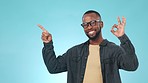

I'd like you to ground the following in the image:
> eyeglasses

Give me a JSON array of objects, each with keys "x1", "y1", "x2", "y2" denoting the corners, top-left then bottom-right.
[{"x1": 81, "y1": 20, "x2": 101, "y2": 29}]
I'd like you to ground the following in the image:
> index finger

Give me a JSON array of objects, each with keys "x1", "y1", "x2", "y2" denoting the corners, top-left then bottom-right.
[{"x1": 37, "y1": 24, "x2": 47, "y2": 32}]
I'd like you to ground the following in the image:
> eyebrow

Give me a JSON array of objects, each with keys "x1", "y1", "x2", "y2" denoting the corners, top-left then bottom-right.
[{"x1": 83, "y1": 20, "x2": 100, "y2": 23}]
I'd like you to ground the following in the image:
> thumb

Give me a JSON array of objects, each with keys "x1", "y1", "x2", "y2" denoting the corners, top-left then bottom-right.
[{"x1": 111, "y1": 24, "x2": 116, "y2": 34}]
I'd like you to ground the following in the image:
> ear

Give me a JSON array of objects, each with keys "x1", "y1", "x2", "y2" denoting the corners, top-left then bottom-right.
[{"x1": 99, "y1": 21, "x2": 103, "y2": 28}]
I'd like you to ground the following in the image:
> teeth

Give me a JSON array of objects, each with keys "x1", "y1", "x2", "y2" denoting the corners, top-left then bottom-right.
[{"x1": 88, "y1": 31, "x2": 95, "y2": 35}]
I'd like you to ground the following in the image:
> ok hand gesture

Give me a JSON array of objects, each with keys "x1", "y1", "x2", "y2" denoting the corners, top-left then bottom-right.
[
  {"x1": 38, "y1": 24, "x2": 52, "y2": 43},
  {"x1": 111, "y1": 16, "x2": 126, "y2": 37}
]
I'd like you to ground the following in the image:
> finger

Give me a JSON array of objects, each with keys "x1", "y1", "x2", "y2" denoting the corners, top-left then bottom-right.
[
  {"x1": 117, "y1": 16, "x2": 121, "y2": 25},
  {"x1": 112, "y1": 24, "x2": 118, "y2": 29},
  {"x1": 37, "y1": 24, "x2": 47, "y2": 32},
  {"x1": 122, "y1": 16, "x2": 126, "y2": 25},
  {"x1": 111, "y1": 28, "x2": 115, "y2": 33},
  {"x1": 42, "y1": 32, "x2": 50, "y2": 36},
  {"x1": 111, "y1": 24, "x2": 116, "y2": 33},
  {"x1": 42, "y1": 36, "x2": 48, "y2": 41},
  {"x1": 41, "y1": 34, "x2": 52, "y2": 43},
  {"x1": 42, "y1": 37, "x2": 50, "y2": 43}
]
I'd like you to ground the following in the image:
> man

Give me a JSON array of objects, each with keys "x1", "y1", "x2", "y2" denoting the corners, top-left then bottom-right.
[{"x1": 38, "y1": 10, "x2": 138, "y2": 83}]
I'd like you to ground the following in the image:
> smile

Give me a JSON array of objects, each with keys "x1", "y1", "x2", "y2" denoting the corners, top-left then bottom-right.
[{"x1": 88, "y1": 31, "x2": 95, "y2": 35}]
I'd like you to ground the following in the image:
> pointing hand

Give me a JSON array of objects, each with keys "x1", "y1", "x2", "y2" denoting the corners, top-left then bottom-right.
[{"x1": 37, "y1": 24, "x2": 52, "y2": 43}]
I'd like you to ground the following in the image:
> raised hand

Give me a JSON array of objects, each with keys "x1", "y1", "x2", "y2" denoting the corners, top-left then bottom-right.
[
  {"x1": 111, "y1": 16, "x2": 126, "y2": 37},
  {"x1": 37, "y1": 24, "x2": 52, "y2": 43}
]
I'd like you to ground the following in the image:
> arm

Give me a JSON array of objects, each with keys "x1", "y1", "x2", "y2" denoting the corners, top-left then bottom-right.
[
  {"x1": 42, "y1": 41, "x2": 68, "y2": 74},
  {"x1": 38, "y1": 24, "x2": 67, "y2": 74},
  {"x1": 111, "y1": 17, "x2": 138, "y2": 71},
  {"x1": 117, "y1": 34, "x2": 139, "y2": 71}
]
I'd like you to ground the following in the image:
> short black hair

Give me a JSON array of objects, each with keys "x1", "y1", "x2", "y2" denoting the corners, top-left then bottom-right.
[{"x1": 82, "y1": 10, "x2": 101, "y2": 20}]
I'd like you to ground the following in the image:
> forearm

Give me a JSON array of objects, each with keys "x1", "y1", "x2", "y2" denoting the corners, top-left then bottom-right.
[
  {"x1": 118, "y1": 34, "x2": 139, "y2": 71},
  {"x1": 42, "y1": 41, "x2": 67, "y2": 73}
]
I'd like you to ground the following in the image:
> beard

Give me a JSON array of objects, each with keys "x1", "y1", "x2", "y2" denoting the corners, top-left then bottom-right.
[{"x1": 86, "y1": 28, "x2": 101, "y2": 40}]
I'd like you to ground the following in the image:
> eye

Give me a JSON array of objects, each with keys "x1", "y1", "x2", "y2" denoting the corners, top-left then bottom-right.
[
  {"x1": 90, "y1": 20, "x2": 96, "y2": 26},
  {"x1": 82, "y1": 23, "x2": 88, "y2": 27}
]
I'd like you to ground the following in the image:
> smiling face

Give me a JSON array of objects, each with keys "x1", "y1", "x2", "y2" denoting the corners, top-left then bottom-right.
[{"x1": 82, "y1": 13, "x2": 103, "y2": 40}]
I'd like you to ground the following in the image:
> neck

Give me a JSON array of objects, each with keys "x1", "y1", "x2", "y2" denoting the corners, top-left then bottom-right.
[{"x1": 89, "y1": 34, "x2": 103, "y2": 45}]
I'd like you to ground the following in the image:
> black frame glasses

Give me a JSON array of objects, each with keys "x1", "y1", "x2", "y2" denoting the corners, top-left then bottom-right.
[{"x1": 81, "y1": 20, "x2": 101, "y2": 29}]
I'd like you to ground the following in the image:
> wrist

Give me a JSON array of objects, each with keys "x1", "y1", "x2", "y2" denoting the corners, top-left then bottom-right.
[{"x1": 118, "y1": 34, "x2": 129, "y2": 44}]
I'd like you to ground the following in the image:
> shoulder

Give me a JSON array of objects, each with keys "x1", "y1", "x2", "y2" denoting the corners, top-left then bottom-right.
[
  {"x1": 102, "y1": 39, "x2": 121, "y2": 50},
  {"x1": 101, "y1": 40, "x2": 124, "y2": 58}
]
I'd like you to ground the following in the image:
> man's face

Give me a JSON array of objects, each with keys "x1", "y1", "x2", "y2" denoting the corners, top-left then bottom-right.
[{"x1": 82, "y1": 13, "x2": 102, "y2": 40}]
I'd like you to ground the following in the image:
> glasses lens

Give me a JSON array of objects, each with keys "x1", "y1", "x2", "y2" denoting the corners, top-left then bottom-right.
[
  {"x1": 81, "y1": 20, "x2": 99, "y2": 28},
  {"x1": 90, "y1": 20, "x2": 96, "y2": 26},
  {"x1": 81, "y1": 23, "x2": 88, "y2": 28}
]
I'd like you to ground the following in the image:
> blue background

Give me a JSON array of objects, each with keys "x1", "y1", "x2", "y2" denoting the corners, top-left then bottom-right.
[{"x1": 0, "y1": 0, "x2": 147, "y2": 83}]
